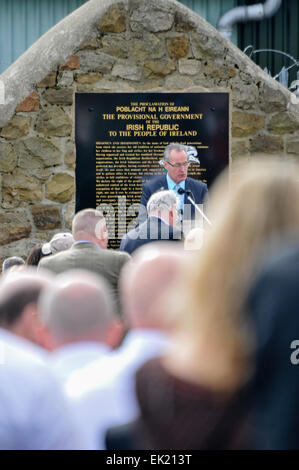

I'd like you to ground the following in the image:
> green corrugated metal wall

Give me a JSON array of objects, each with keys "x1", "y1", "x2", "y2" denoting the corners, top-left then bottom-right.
[
  {"x1": 237, "y1": 0, "x2": 299, "y2": 83},
  {"x1": 179, "y1": 0, "x2": 237, "y2": 31},
  {"x1": 0, "y1": 0, "x2": 237, "y2": 74},
  {"x1": 0, "y1": 0, "x2": 88, "y2": 73},
  {"x1": 1, "y1": 0, "x2": 297, "y2": 80}
]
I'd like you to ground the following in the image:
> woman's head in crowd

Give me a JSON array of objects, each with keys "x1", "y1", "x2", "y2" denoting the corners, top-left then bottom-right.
[
  {"x1": 26, "y1": 233, "x2": 74, "y2": 266},
  {"x1": 26, "y1": 243, "x2": 46, "y2": 266}
]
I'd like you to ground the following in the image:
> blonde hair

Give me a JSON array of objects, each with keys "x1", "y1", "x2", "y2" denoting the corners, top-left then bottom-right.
[{"x1": 180, "y1": 159, "x2": 299, "y2": 386}]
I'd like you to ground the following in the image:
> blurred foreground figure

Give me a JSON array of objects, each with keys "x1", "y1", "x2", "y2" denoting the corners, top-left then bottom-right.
[
  {"x1": 248, "y1": 241, "x2": 299, "y2": 449},
  {"x1": 0, "y1": 329, "x2": 83, "y2": 450},
  {"x1": 107, "y1": 159, "x2": 299, "y2": 450},
  {"x1": 65, "y1": 243, "x2": 186, "y2": 449},
  {"x1": 38, "y1": 270, "x2": 122, "y2": 382}
]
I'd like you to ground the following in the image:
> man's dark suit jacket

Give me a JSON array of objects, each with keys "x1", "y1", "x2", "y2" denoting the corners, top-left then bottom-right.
[
  {"x1": 120, "y1": 216, "x2": 183, "y2": 255},
  {"x1": 38, "y1": 241, "x2": 130, "y2": 316},
  {"x1": 138, "y1": 175, "x2": 208, "y2": 225},
  {"x1": 247, "y1": 242, "x2": 299, "y2": 449}
]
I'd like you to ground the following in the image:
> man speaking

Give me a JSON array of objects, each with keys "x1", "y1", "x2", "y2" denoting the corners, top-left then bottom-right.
[{"x1": 138, "y1": 143, "x2": 208, "y2": 225}]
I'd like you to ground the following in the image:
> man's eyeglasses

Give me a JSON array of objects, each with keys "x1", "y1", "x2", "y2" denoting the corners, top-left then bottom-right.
[{"x1": 166, "y1": 161, "x2": 190, "y2": 168}]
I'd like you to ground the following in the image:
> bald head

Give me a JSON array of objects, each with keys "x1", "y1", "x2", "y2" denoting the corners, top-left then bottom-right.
[
  {"x1": 72, "y1": 208, "x2": 108, "y2": 248},
  {"x1": 39, "y1": 270, "x2": 117, "y2": 346},
  {"x1": 119, "y1": 243, "x2": 187, "y2": 329}
]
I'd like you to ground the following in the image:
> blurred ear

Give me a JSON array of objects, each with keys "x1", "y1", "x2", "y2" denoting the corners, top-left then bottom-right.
[
  {"x1": 35, "y1": 323, "x2": 55, "y2": 351},
  {"x1": 32, "y1": 306, "x2": 55, "y2": 351},
  {"x1": 102, "y1": 224, "x2": 108, "y2": 241},
  {"x1": 105, "y1": 318, "x2": 124, "y2": 349},
  {"x1": 98, "y1": 223, "x2": 108, "y2": 249}
]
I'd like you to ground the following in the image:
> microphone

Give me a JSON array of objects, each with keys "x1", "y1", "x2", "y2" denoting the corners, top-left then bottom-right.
[
  {"x1": 176, "y1": 187, "x2": 212, "y2": 226},
  {"x1": 177, "y1": 188, "x2": 192, "y2": 197}
]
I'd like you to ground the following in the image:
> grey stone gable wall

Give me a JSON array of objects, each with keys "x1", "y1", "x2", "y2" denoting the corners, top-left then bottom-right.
[{"x1": 0, "y1": 0, "x2": 299, "y2": 263}]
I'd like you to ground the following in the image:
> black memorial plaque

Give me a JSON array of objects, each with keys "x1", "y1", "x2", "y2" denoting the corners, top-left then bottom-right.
[{"x1": 75, "y1": 92, "x2": 229, "y2": 248}]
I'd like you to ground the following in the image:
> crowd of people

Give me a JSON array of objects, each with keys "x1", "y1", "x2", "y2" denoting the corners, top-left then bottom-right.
[{"x1": 1, "y1": 149, "x2": 299, "y2": 450}]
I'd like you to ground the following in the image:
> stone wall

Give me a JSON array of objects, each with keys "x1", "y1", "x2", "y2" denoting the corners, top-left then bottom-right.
[{"x1": 0, "y1": 0, "x2": 299, "y2": 262}]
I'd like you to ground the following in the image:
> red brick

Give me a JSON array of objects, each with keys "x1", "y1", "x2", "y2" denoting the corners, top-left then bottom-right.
[
  {"x1": 59, "y1": 55, "x2": 80, "y2": 71},
  {"x1": 16, "y1": 90, "x2": 40, "y2": 112}
]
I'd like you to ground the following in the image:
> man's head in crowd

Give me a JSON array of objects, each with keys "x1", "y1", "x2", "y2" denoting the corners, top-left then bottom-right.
[
  {"x1": 2, "y1": 256, "x2": 25, "y2": 273},
  {"x1": 38, "y1": 270, "x2": 122, "y2": 350},
  {"x1": 147, "y1": 190, "x2": 180, "y2": 227},
  {"x1": 0, "y1": 268, "x2": 54, "y2": 345},
  {"x1": 163, "y1": 143, "x2": 190, "y2": 184},
  {"x1": 72, "y1": 209, "x2": 108, "y2": 249},
  {"x1": 119, "y1": 243, "x2": 186, "y2": 331}
]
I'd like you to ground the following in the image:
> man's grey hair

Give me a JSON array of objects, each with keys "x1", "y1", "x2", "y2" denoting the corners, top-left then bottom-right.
[
  {"x1": 2, "y1": 257, "x2": 25, "y2": 273},
  {"x1": 163, "y1": 143, "x2": 188, "y2": 162},
  {"x1": 72, "y1": 208, "x2": 105, "y2": 239},
  {"x1": 39, "y1": 270, "x2": 116, "y2": 339},
  {"x1": 147, "y1": 190, "x2": 180, "y2": 215}
]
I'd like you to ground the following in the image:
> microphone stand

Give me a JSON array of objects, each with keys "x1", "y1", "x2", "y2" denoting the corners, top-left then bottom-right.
[
  {"x1": 178, "y1": 188, "x2": 212, "y2": 226},
  {"x1": 186, "y1": 192, "x2": 212, "y2": 226}
]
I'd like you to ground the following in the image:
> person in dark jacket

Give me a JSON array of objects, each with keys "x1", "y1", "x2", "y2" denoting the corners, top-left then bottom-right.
[
  {"x1": 138, "y1": 143, "x2": 208, "y2": 225},
  {"x1": 248, "y1": 241, "x2": 299, "y2": 450},
  {"x1": 120, "y1": 190, "x2": 183, "y2": 255}
]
